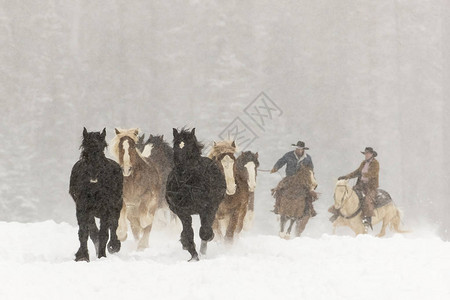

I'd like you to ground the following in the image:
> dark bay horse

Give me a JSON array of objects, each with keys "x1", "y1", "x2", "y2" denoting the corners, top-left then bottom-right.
[
  {"x1": 166, "y1": 128, "x2": 226, "y2": 261},
  {"x1": 110, "y1": 128, "x2": 161, "y2": 250},
  {"x1": 69, "y1": 128, "x2": 123, "y2": 262},
  {"x1": 271, "y1": 167, "x2": 318, "y2": 239}
]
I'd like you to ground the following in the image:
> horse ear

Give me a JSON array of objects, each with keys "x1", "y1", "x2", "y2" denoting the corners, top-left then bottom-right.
[
  {"x1": 213, "y1": 141, "x2": 217, "y2": 146},
  {"x1": 191, "y1": 128, "x2": 196, "y2": 136},
  {"x1": 231, "y1": 141, "x2": 236, "y2": 148},
  {"x1": 149, "y1": 134, "x2": 153, "y2": 138},
  {"x1": 173, "y1": 128, "x2": 179, "y2": 137},
  {"x1": 255, "y1": 152, "x2": 259, "y2": 158},
  {"x1": 83, "y1": 127, "x2": 88, "y2": 138},
  {"x1": 115, "y1": 128, "x2": 121, "y2": 135},
  {"x1": 161, "y1": 135, "x2": 164, "y2": 140},
  {"x1": 134, "y1": 129, "x2": 139, "y2": 136},
  {"x1": 101, "y1": 128, "x2": 106, "y2": 138}
]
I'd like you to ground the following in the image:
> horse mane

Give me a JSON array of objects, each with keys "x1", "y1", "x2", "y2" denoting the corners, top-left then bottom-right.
[
  {"x1": 208, "y1": 140, "x2": 237, "y2": 159},
  {"x1": 109, "y1": 128, "x2": 139, "y2": 160},
  {"x1": 273, "y1": 167, "x2": 314, "y2": 194}
]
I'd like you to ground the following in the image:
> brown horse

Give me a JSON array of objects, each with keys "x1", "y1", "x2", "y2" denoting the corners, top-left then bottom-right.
[
  {"x1": 271, "y1": 167, "x2": 318, "y2": 239},
  {"x1": 110, "y1": 128, "x2": 161, "y2": 250},
  {"x1": 209, "y1": 142, "x2": 259, "y2": 242}
]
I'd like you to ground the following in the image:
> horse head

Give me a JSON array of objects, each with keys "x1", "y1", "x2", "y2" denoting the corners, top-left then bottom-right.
[
  {"x1": 80, "y1": 127, "x2": 107, "y2": 157},
  {"x1": 172, "y1": 127, "x2": 204, "y2": 165},
  {"x1": 237, "y1": 151, "x2": 259, "y2": 193},
  {"x1": 110, "y1": 128, "x2": 140, "y2": 177},
  {"x1": 209, "y1": 140, "x2": 238, "y2": 195},
  {"x1": 334, "y1": 179, "x2": 350, "y2": 209}
]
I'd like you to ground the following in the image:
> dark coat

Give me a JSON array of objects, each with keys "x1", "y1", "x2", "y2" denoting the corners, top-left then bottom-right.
[
  {"x1": 273, "y1": 151, "x2": 314, "y2": 177},
  {"x1": 345, "y1": 158, "x2": 379, "y2": 190}
]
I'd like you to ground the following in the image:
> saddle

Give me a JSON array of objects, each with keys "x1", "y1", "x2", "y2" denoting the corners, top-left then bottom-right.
[{"x1": 354, "y1": 188, "x2": 392, "y2": 208}]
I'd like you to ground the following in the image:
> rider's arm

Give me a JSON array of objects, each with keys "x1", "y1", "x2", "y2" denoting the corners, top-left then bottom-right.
[
  {"x1": 345, "y1": 162, "x2": 364, "y2": 179},
  {"x1": 272, "y1": 153, "x2": 288, "y2": 172}
]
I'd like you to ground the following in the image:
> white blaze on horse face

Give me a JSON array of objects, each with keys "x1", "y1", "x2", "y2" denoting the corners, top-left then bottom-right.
[
  {"x1": 122, "y1": 140, "x2": 132, "y2": 177},
  {"x1": 221, "y1": 155, "x2": 236, "y2": 195},
  {"x1": 179, "y1": 141, "x2": 185, "y2": 149},
  {"x1": 245, "y1": 161, "x2": 256, "y2": 192},
  {"x1": 141, "y1": 143, "x2": 153, "y2": 158}
]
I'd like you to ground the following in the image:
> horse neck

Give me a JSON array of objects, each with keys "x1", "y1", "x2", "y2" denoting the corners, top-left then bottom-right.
[{"x1": 340, "y1": 187, "x2": 360, "y2": 215}]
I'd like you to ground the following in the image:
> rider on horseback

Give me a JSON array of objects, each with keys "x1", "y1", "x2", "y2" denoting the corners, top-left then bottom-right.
[
  {"x1": 271, "y1": 141, "x2": 317, "y2": 216},
  {"x1": 336, "y1": 147, "x2": 379, "y2": 231}
]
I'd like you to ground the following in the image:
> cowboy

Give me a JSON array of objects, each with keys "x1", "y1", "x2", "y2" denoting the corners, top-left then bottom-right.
[
  {"x1": 337, "y1": 147, "x2": 379, "y2": 231},
  {"x1": 271, "y1": 141, "x2": 316, "y2": 216}
]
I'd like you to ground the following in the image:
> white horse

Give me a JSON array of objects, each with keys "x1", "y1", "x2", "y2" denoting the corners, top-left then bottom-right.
[{"x1": 331, "y1": 180, "x2": 407, "y2": 237}]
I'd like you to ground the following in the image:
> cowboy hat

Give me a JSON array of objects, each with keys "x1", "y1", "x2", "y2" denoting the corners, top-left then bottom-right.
[
  {"x1": 361, "y1": 147, "x2": 377, "y2": 157},
  {"x1": 291, "y1": 141, "x2": 309, "y2": 150}
]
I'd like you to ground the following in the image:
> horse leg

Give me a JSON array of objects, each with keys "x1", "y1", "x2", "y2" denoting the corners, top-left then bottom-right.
[
  {"x1": 129, "y1": 216, "x2": 142, "y2": 241},
  {"x1": 87, "y1": 217, "x2": 99, "y2": 256},
  {"x1": 279, "y1": 215, "x2": 288, "y2": 238},
  {"x1": 178, "y1": 214, "x2": 198, "y2": 261},
  {"x1": 107, "y1": 205, "x2": 122, "y2": 254},
  {"x1": 75, "y1": 209, "x2": 90, "y2": 262},
  {"x1": 285, "y1": 218, "x2": 296, "y2": 239},
  {"x1": 97, "y1": 216, "x2": 109, "y2": 259},
  {"x1": 295, "y1": 215, "x2": 310, "y2": 237},
  {"x1": 137, "y1": 193, "x2": 158, "y2": 250},
  {"x1": 199, "y1": 211, "x2": 216, "y2": 256},
  {"x1": 116, "y1": 201, "x2": 128, "y2": 241},
  {"x1": 212, "y1": 217, "x2": 223, "y2": 241},
  {"x1": 377, "y1": 218, "x2": 388, "y2": 237},
  {"x1": 225, "y1": 209, "x2": 240, "y2": 243}
]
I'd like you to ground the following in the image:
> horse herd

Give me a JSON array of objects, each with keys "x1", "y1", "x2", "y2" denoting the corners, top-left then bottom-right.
[
  {"x1": 69, "y1": 127, "x2": 259, "y2": 262},
  {"x1": 69, "y1": 127, "x2": 406, "y2": 262}
]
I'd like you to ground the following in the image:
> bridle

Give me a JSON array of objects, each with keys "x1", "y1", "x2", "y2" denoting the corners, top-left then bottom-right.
[{"x1": 334, "y1": 183, "x2": 361, "y2": 219}]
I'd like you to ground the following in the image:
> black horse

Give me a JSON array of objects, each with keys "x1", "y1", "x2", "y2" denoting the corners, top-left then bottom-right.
[
  {"x1": 166, "y1": 128, "x2": 226, "y2": 261},
  {"x1": 69, "y1": 128, "x2": 123, "y2": 262}
]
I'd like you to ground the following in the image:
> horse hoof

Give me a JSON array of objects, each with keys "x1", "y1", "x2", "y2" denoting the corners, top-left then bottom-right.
[
  {"x1": 74, "y1": 251, "x2": 90, "y2": 262},
  {"x1": 279, "y1": 232, "x2": 286, "y2": 239},
  {"x1": 189, "y1": 255, "x2": 199, "y2": 262},
  {"x1": 284, "y1": 234, "x2": 290, "y2": 240},
  {"x1": 107, "y1": 240, "x2": 121, "y2": 254}
]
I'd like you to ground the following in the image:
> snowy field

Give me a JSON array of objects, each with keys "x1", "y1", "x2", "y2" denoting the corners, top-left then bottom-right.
[{"x1": 1, "y1": 219, "x2": 449, "y2": 300}]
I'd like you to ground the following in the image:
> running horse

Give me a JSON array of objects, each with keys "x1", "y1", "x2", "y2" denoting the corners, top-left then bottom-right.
[
  {"x1": 110, "y1": 128, "x2": 161, "y2": 250},
  {"x1": 69, "y1": 128, "x2": 123, "y2": 262},
  {"x1": 166, "y1": 128, "x2": 226, "y2": 261},
  {"x1": 330, "y1": 179, "x2": 407, "y2": 236},
  {"x1": 209, "y1": 142, "x2": 259, "y2": 242},
  {"x1": 271, "y1": 167, "x2": 318, "y2": 239}
]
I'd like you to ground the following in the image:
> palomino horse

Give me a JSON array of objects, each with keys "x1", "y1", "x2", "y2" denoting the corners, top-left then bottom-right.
[
  {"x1": 110, "y1": 128, "x2": 161, "y2": 250},
  {"x1": 137, "y1": 134, "x2": 176, "y2": 223},
  {"x1": 331, "y1": 180, "x2": 406, "y2": 237},
  {"x1": 272, "y1": 167, "x2": 318, "y2": 239},
  {"x1": 166, "y1": 128, "x2": 226, "y2": 261},
  {"x1": 69, "y1": 128, "x2": 123, "y2": 262}
]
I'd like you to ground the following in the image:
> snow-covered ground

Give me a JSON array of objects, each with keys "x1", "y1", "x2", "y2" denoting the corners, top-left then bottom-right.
[{"x1": 1, "y1": 219, "x2": 449, "y2": 300}]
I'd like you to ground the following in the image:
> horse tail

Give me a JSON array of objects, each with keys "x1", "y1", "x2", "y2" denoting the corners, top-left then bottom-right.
[{"x1": 390, "y1": 207, "x2": 409, "y2": 234}]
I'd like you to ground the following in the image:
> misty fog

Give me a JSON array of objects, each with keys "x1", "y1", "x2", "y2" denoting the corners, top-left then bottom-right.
[{"x1": 1, "y1": 0, "x2": 449, "y2": 240}]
